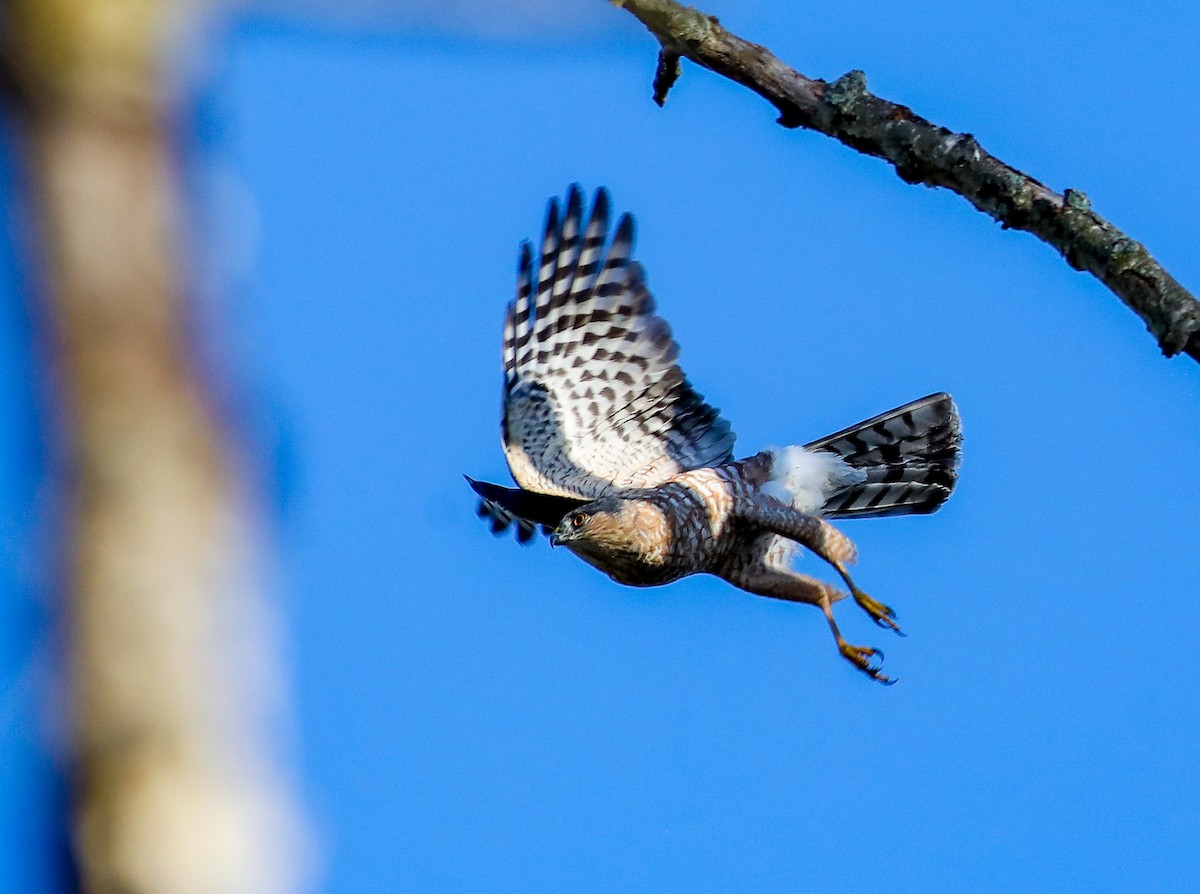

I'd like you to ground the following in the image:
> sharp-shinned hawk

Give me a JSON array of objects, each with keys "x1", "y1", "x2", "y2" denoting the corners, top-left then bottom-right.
[{"x1": 468, "y1": 186, "x2": 962, "y2": 683}]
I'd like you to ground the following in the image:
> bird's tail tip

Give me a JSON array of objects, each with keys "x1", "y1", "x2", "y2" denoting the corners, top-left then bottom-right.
[{"x1": 805, "y1": 393, "x2": 962, "y2": 519}]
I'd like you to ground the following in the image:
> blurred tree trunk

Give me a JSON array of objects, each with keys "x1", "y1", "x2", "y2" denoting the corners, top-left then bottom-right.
[{"x1": 4, "y1": 2, "x2": 303, "y2": 892}]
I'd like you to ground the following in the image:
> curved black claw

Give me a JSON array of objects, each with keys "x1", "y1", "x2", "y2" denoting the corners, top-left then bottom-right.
[
  {"x1": 852, "y1": 587, "x2": 904, "y2": 637},
  {"x1": 838, "y1": 640, "x2": 895, "y2": 685},
  {"x1": 832, "y1": 562, "x2": 904, "y2": 638}
]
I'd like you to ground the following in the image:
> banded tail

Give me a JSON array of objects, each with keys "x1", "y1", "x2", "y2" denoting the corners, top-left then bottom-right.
[{"x1": 806, "y1": 392, "x2": 962, "y2": 519}]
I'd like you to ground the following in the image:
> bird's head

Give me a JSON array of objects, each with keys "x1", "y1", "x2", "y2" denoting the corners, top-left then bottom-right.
[
  {"x1": 551, "y1": 497, "x2": 618, "y2": 548},
  {"x1": 550, "y1": 495, "x2": 672, "y2": 585}
]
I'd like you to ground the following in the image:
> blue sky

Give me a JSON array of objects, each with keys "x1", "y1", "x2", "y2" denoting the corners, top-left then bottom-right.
[{"x1": 4, "y1": 2, "x2": 1200, "y2": 891}]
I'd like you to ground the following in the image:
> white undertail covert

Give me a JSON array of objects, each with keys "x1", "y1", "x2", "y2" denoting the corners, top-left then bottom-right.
[{"x1": 763, "y1": 446, "x2": 866, "y2": 516}]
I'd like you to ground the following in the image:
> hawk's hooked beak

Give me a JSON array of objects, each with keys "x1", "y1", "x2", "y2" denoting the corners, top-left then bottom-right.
[{"x1": 549, "y1": 527, "x2": 575, "y2": 548}]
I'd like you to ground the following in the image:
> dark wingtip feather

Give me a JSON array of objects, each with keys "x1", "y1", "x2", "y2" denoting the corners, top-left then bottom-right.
[
  {"x1": 516, "y1": 520, "x2": 536, "y2": 544},
  {"x1": 591, "y1": 187, "x2": 610, "y2": 227},
  {"x1": 565, "y1": 183, "x2": 583, "y2": 216},
  {"x1": 541, "y1": 199, "x2": 560, "y2": 249},
  {"x1": 613, "y1": 212, "x2": 635, "y2": 253}
]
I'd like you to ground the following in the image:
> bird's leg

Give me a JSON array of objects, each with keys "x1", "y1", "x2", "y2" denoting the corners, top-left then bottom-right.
[
  {"x1": 830, "y1": 561, "x2": 902, "y2": 636},
  {"x1": 744, "y1": 496, "x2": 904, "y2": 636},
  {"x1": 718, "y1": 559, "x2": 893, "y2": 684},
  {"x1": 818, "y1": 588, "x2": 894, "y2": 685}
]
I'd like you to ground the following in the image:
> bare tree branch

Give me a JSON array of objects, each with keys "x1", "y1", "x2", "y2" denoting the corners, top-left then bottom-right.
[
  {"x1": 612, "y1": 0, "x2": 1200, "y2": 363},
  {"x1": 4, "y1": 1, "x2": 306, "y2": 892}
]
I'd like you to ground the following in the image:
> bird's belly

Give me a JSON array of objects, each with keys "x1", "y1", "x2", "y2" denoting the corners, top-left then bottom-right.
[
  {"x1": 572, "y1": 548, "x2": 689, "y2": 588},
  {"x1": 603, "y1": 563, "x2": 689, "y2": 588}
]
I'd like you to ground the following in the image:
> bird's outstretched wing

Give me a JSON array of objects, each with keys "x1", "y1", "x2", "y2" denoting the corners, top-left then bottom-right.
[
  {"x1": 500, "y1": 185, "x2": 735, "y2": 501},
  {"x1": 466, "y1": 476, "x2": 586, "y2": 544}
]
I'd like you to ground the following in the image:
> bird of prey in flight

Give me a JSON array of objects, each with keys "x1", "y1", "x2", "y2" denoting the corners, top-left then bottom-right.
[{"x1": 468, "y1": 186, "x2": 961, "y2": 683}]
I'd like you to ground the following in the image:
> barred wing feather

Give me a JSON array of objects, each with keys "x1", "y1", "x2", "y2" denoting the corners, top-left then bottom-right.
[{"x1": 501, "y1": 186, "x2": 735, "y2": 500}]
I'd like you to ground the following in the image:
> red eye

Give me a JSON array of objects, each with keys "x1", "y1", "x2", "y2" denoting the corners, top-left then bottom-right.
[{"x1": 571, "y1": 513, "x2": 586, "y2": 529}]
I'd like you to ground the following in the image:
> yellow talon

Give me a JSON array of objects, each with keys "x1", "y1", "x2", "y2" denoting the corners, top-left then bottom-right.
[
  {"x1": 833, "y1": 562, "x2": 903, "y2": 635},
  {"x1": 837, "y1": 639, "x2": 895, "y2": 685},
  {"x1": 853, "y1": 587, "x2": 903, "y2": 635}
]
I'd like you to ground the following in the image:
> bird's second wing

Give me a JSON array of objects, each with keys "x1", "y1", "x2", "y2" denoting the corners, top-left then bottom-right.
[
  {"x1": 466, "y1": 476, "x2": 587, "y2": 544},
  {"x1": 501, "y1": 186, "x2": 735, "y2": 500}
]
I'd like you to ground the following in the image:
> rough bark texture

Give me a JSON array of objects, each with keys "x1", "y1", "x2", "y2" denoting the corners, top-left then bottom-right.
[
  {"x1": 613, "y1": 0, "x2": 1200, "y2": 363},
  {"x1": 4, "y1": 2, "x2": 304, "y2": 892}
]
